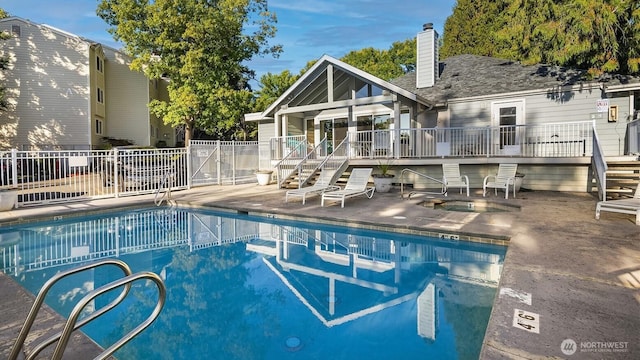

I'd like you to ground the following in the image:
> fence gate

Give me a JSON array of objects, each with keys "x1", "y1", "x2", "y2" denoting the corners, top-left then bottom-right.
[{"x1": 189, "y1": 140, "x2": 262, "y2": 186}]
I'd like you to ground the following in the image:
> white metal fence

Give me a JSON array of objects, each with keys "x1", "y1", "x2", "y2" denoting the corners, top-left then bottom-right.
[
  {"x1": 189, "y1": 140, "x2": 264, "y2": 186},
  {"x1": 1, "y1": 147, "x2": 188, "y2": 208}
]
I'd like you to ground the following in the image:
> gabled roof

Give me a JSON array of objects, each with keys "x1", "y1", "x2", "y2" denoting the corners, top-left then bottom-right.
[
  {"x1": 259, "y1": 54, "x2": 433, "y2": 118},
  {"x1": 0, "y1": 16, "x2": 123, "y2": 54},
  {"x1": 392, "y1": 54, "x2": 640, "y2": 104},
  {"x1": 0, "y1": 16, "x2": 89, "y2": 43}
]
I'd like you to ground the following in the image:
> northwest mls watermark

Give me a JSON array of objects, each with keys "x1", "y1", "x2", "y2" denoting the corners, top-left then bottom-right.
[{"x1": 561, "y1": 339, "x2": 630, "y2": 355}]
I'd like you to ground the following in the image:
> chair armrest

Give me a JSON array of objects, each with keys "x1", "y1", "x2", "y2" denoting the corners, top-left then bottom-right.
[{"x1": 483, "y1": 175, "x2": 496, "y2": 185}]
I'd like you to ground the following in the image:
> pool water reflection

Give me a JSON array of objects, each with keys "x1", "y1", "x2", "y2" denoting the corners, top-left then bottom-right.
[{"x1": 0, "y1": 207, "x2": 506, "y2": 359}]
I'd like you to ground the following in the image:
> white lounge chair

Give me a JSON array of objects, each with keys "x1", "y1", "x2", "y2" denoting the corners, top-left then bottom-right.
[
  {"x1": 595, "y1": 183, "x2": 640, "y2": 225},
  {"x1": 285, "y1": 169, "x2": 339, "y2": 204},
  {"x1": 321, "y1": 168, "x2": 375, "y2": 208},
  {"x1": 442, "y1": 164, "x2": 469, "y2": 196},
  {"x1": 483, "y1": 164, "x2": 518, "y2": 199}
]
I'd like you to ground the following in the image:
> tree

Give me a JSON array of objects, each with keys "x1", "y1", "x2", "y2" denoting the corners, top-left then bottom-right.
[
  {"x1": 441, "y1": 0, "x2": 640, "y2": 76},
  {"x1": 340, "y1": 38, "x2": 416, "y2": 81},
  {"x1": 254, "y1": 70, "x2": 299, "y2": 112},
  {"x1": 97, "y1": 0, "x2": 281, "y2": 143},
  {"x1": 440, "y1": 0, "x2": 509, "y2": 59},
  {"x1": 0, "y1": 8, "x2": 10, "y2": 112}
]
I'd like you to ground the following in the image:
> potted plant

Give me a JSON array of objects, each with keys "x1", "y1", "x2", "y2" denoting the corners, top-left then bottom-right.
[
  {"x1": 0, "y1": 187, "x2": 18, "y2": 211},
  {"x1": 514, "y1": 172, "x2": 525, "y2": 192},
  {"x1": 372, "y1": 160, "x2": 394, "y2": 193},
  {"x1": 255, "y1": 169, "x2": 273, "y2": 186}
]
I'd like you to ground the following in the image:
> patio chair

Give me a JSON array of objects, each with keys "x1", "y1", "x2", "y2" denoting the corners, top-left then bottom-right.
[
  {"x1": 321, "y1": 168, "x2": 375, "y2": 208},
  {"x1": 483, "y1": 164, "x2": 518, "y2": 199},
  {"x1": 595, "y1": 183, "x2": 640, "y2": 225},
  {"x1": 285, "y1": 169, "x2": 339, "y2": 204},
  {"x1": 442, "y1": 164, "x2": 469, "y2": 196}
]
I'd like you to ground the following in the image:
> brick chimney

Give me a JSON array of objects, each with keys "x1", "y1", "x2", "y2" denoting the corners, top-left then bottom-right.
[{"x1": 416, "y1": 23, "x2": 439, "y2": 88}]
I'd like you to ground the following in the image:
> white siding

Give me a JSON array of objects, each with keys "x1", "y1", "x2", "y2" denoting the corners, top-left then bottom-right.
[
  {"x1": 416, "y1": 27, "x2": 438, "y2": 89},
  {"x1": 0, "y1": 19, "x2": 91, "y2": 149},
  {"x1": 449, "y1": 102, "x2": 491, "y2": 127},
  {"x1": 449, "y1": 88, "x2": 632, "y2": 156},
  {"x1": 404, "y1": 164, "x2": 589, "y2": 192},
  {"x1": 258, "y1": 122, "x2": 275, "y2": 143},
  {"x1": 103, "y1": 48, "x2": 151, "y2": 146}
]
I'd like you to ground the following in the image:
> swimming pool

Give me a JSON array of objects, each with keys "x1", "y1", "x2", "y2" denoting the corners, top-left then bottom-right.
[{"x1": 0, "y1": 207, "x2": 506, "y2": 359}]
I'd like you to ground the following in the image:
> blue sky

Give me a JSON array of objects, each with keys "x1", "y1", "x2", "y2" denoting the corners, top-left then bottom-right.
[{"x1": 0, "y1": 0, "x2": 456, "y2": 82}]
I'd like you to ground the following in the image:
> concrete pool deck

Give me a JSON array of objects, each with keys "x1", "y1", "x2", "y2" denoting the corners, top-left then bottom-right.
[{"x1": 1, "y1": 184, "x2": 639, "y2": 359}]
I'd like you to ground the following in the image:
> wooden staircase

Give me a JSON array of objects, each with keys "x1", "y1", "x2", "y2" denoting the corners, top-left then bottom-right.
[
  {"x1": 604, "y1": 159, "x2": 640, "y2": 199},
  {"x1": 280, "y1": 161, "x2": 321, "y2": 189},
  {"x1": 280, "y1": 160, "x2": 350, "y2": 189}
]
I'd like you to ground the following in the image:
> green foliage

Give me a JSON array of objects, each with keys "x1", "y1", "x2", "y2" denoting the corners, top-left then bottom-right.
[
  {"x1": 97, "y1": 0, "x2": 281, "y2": 142},
  {"x1": 441, "y1": 0, "x2": 640, "y2": 76},
  {"x1": 254, "y1": 70, "x2": 299, "y2": 112},
  {"x1": 440, "y1": 0, "x2": 509, "y2": 59},
  {"x1": 341, "y1": 38, "x2": 416, "y2": 81}
]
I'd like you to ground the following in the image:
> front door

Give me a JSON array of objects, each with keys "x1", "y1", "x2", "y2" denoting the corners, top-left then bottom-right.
[
  {"x1": 320, "y1": 118, "x2": 348, "y2": 153},
  {"x1": 492, "y1": 100, "x2": 524, "y2": 155}
]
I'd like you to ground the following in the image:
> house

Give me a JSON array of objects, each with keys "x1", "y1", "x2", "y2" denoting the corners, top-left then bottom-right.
[
  {"x1": 0, "y1": 17, "x2": 176, "y2": 150},
  {"x1": 246, "y1": 23, "x2": 640, "y2": 195}
]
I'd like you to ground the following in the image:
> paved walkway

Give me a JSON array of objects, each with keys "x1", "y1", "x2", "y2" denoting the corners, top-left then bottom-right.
[{"x1": 1, "y1": 184, "x2": 639, "y2": 359}]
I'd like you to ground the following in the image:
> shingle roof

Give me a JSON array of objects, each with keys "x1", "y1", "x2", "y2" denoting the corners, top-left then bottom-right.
[{"x1": 391, "y1": 54, "x2": 640, "y2": 104}]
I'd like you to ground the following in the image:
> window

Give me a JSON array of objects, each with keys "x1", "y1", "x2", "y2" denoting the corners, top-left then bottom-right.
[
  {"x1": 356, "y1": 114, "x2": 391, "y2": 131},
  {"x1": 95, "y1": 119, "x2": 103, "y2": 135},
  {"x1": 11, "y1": 25, "x2": 20, "y2": 37},
  {"x1": 96, "y1": 56, "x2": 103, "y2": 72},
  {"x1": 97, "y1": 87, "x2": 104, "y2": 103}
]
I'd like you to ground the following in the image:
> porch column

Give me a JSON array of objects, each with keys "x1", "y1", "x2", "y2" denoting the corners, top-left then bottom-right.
[
  {"x1": 411, "y1": 104, "x2": 422, "y2": 156},
  {"x1": 281, "y1": 114, "x2": 288, "y2": 136},
  {"x1": 393, "y1": 98, "x2": 401, "y2": 158},
  {"x1": 348, "y1": 105, "x2": 356, "y2": 157},
  {"x1": 274, "y1": 112, "x2": 281, "y2": 137}
]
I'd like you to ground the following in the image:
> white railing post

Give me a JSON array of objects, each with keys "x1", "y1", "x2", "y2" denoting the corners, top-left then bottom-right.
[
  {"x1": 10, "y1": 148, "x2": 18, "y2": 187},
  {"x1": 186, "y1": 144, "x2": 192, "y2": 189},
  {"x1": 231, "y1": 141, "x2": 236, "y2": 185},
  {"x1": 216, "y1": 140, "x2": 222, "y2": 185},
  {"x1": 113, "y1": 148, "x2": 120, "y2": 198}
]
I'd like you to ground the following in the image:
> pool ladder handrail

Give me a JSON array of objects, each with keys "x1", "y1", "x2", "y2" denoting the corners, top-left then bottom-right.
[
  {"x1": 9, "y1": 259, "x2": 167, "y2": 360},
  {"x1": 154, "y1": 170, "x2": 175, "y2": 206},
  {"x1": 400, "y1": 168, "x2": 447, "y2": 200}
]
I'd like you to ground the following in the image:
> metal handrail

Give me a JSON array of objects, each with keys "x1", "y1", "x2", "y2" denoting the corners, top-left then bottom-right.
[
  {"x1": 293, "y1": 137, "x2": 328, "y2": 188},
  {"x1": 154, "y1": 170, "x2": 175, "y2": 206},
  {"x1": 52, "y1": 271, "x2": 166, "y2": 360},
  {"x1": 591, "y1": 122, "x2": 608, "y2": 201},
  {"x1": 274, "y1": 138, "x2": 308, "y2": 186},
  {"x1": 399, "y1": 168, "x2": 447, "y2": 199},
  {"x1": 10, "y1": 259, "x2": 166, "y2": 360},
  {"x1": 9, "y1": 259, "x2": 133, "y2": 360}
]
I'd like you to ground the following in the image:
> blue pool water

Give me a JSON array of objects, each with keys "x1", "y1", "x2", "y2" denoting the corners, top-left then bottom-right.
[{"x1": 0, "y1": 207, "x2": 506, "y2": 359}]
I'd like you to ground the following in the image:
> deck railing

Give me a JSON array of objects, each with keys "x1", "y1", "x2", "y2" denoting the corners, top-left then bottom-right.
[
  {"x1": 349, "y1": 121, "x2": 594, "y2": 159},
  {"x1": 628, "y1": 119, "x2": 640, "y2": 154}
]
